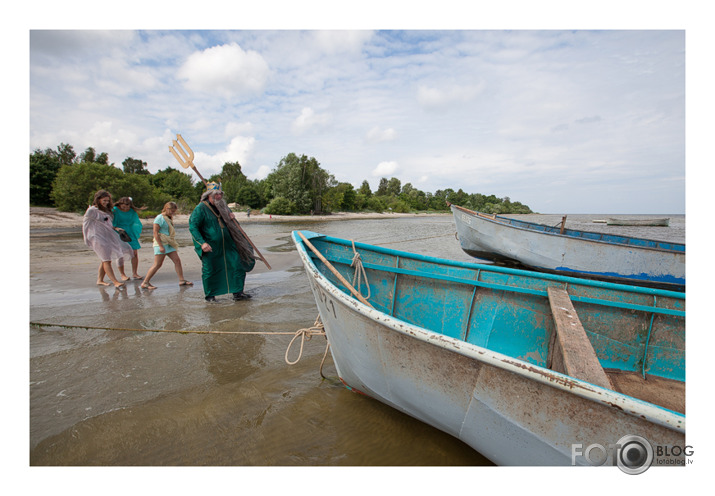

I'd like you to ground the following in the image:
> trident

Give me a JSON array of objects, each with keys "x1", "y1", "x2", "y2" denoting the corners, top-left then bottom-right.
[
  {"x1": 169, "y1": 134, "x2": 271, "y2": 270},
  {"x1": 169, "y1": 134, "x2": 208, "y2": 186}
]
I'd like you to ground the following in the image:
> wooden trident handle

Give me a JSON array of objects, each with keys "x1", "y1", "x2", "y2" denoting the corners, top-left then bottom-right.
[{"x1": 169, "y1": 134, "x2": 208, "y2": 186}]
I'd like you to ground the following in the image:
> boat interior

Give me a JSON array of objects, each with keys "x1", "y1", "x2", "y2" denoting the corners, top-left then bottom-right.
[{"x1": 301, "y1": 233, "x2": 686, "y2": 415}]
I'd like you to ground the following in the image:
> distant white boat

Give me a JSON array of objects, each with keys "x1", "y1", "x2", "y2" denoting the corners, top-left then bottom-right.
[
  {"x1": 449, "y1": 204, "x2": 684, "y2": 290},
  {"x1": 607, "y1": 218, "x2": 670, "y2": 227}
]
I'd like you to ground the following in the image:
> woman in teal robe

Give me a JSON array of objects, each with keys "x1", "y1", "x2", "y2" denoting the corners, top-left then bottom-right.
[
  {"x1": 189, "y1": 189, "x2": 255, "y2": 301},
  {"x1": 112, "y1": 197, "x2": 144, "y2": 280}
]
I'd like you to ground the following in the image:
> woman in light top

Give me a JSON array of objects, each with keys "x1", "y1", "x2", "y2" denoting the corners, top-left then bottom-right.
[
  {"x1": 82, "y1": 190, "x2": 134, "y2": 288},
  {"x1": 141, "y1": 202, "x2": 193, "y2": 290},
  {"x1": 112, "y1": 196, "x2": 145, "y2": 280}
]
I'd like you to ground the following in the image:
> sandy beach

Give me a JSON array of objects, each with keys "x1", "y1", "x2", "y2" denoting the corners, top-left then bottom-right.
[
  {"x1": 29, "y1": 208, "x2": 488, "y2": 467},
  {"x1": 30, "y1": 206, "x2": 449, "y2": 229}
]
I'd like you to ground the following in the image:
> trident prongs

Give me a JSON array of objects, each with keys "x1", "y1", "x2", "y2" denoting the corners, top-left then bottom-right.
[
  {"x1": 168, "y1": 134, "x2": 207, "y2": 185},
  {"x1": 176, "y1": 134, "x2": 194, "y2": 161}
]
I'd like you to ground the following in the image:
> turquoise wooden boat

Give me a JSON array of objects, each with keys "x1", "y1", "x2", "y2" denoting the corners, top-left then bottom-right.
[
  {"x1": 293, "y1": 230, "x2": 685, "y2": 467},
  {"x1": 449, "y1": 204, "x2": 685, "y2": 291}
]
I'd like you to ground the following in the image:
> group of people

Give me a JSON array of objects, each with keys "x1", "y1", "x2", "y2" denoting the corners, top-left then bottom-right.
[{"x1": 82, "y1": 183, "x2": 254, "y2": 302}]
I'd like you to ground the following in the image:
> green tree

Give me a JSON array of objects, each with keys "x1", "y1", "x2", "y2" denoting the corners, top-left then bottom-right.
[
  {"x1": 358, "y1": 180, "x2": 372, "y2": 198},
  {"x1": 264, "y1": 196, "x2": 296, "y2": 215},
  {"x1": 56, "y1": 143, "x2": 77, "y2": 165},
  {"x1": 267, "y1": 153, "x2": 333, "y2": 214},
  {"x1": 51, "y1": 162, "x2": 125, "y2": 211},
  {"x1": 324, "y1": 182, "x2": 356, "y2": 212},
  {"x1": 79, "y1": 147, "x2": 97, "y2": 163},
  {"x1": 151, "y1": 167, "x2": 197, "y2": 202},
  {"x1": 236, "y1": 184, "x2": 262, "y2": 208},
  {"x1": 30, "y1": 148, "x2": 62, "y2": 206},
  {"x1": 123, "y1": 157, "x2": 150, "y2": 175},
  {"x1": 217, "y1": 161, "x2": 248, "y2": 203},
  {"x1": 386, "y1": 177, "x2": 401, "y2": 196},
  {"x1": 376, "y1": 177, "x2": 389, "y2": 196}
]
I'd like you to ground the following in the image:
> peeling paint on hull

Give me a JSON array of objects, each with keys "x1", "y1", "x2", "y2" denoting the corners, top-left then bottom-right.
[{"x1": 293, "y1": 231, "x2": 685, "y2": 466}]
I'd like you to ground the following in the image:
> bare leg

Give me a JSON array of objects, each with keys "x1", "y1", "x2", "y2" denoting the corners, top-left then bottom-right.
[
  {"x1": 96, "y1": 264, "x2": 110, "y2": 286},
  {"x1": 168, "y1": 252, "x2": 192, "y2": 285},
  {"x1": 117, "y1": 257, "x2": 130, "y2": 281},
  {"x1": 141, "y1": 254, "x2": 165, "y2": 289},
  {"x1": 102, "y1": 261, "x2": 125, "y2": 288},
  {"x1": 131, "y1": 250, "x2": 142, "y2": 279}
]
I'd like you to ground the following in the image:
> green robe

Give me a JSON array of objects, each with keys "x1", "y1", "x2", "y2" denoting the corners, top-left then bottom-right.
[{"x1": 189, "y1": 202, "x2": 255, "y2": 297}]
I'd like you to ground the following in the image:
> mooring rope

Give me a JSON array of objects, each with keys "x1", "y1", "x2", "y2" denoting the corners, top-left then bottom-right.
[
  {"x1": 350, "y1": 240, "x2": 370, "y2": 300},
  {"x1": 30, "y1": 318, "x2": 329, "y2": 370}
]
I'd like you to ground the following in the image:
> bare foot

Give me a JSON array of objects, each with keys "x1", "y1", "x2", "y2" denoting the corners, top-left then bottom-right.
[
  {"x1": 114, "y1": 282, "x2": 126, "y2": 289},
  {"x1": 97, "y1": 281, "x2": 111, "y2": 286},
  {"x1": 120, "y1": 275, "x2": 131, "y2": 282},
  {"x1": 141, "y1": 283, "x2": 157, "y2": 290},
  {"x1": 132, "y1": 274, "x2": 144, "y2": 280}
]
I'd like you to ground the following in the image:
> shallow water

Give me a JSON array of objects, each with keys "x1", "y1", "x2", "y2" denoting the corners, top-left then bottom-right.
[{"x1": 29, "y1": 213, "x2": 684, "y2": 466}]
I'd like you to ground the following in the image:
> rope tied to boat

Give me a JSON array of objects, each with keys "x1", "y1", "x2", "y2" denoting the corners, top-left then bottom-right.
[
  {"x1": 284, "y1": 315, "x2": 326, "y2": 365},
  {"x1": 351, "y1": 240, "x2": 370, "y2": 300},
  {"x1": 30, "y1": 319, "x2": 329, "y2": 373}
]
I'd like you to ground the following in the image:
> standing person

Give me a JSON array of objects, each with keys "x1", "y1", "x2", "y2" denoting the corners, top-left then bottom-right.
[
  {"x1": 113, "y1": 197, "x2": 145, "y2": 280},
  {"x1": 141, "y1": 202, "x2": 193, "y2": 290},
  {"x1": 82, "y1": 190, "x2": 135, "y2": 288},
  {"x1": 189, "y1": 183, "x2": 256, "y2": 302}
]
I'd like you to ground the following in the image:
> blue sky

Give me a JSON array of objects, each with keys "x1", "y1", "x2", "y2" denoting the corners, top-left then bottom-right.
[{"x1": 28, "y1": 27, "x2": 689, "y2": 214}]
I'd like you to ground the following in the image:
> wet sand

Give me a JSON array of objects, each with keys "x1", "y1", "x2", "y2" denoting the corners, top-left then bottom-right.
[{"x1": 29, "y1": 209, "x2": 489, "y2": 476}]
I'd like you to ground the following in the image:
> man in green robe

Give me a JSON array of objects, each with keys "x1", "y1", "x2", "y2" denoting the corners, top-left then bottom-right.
[{"x1": 189, "y1": 184, "x2": 255, "y2": 302}]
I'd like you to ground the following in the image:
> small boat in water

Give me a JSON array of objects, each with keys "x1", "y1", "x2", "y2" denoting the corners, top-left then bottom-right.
[
  {"x1": 449, "y1": 204, "x2": 685, "y2": 291},
  {"x1": 293, "y1": 230, "x2": 685, "y2": 467},
  {"x1": 607, "y1": 217, "x2": 670, "y2": 227}
]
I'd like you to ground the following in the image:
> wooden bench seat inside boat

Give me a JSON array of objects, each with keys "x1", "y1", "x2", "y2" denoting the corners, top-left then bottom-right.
[
  {"x1": 547, "y1": 287, "x2": 614, "y2": 390},
  {"x1": 546, "y1": 287, "x2": 685, "y2": 414}
]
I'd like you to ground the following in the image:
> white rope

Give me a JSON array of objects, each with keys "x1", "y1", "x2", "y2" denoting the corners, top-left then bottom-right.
[
  {"x1": 351, "y1": 240, "x2": 370, "y2": 300},
  {"x1": 284, "y1": 316, "x2": 326, "y2": 365}
]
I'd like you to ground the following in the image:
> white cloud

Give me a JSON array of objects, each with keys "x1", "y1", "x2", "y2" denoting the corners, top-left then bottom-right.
[
  {"x1": 365, "y1": 126, "x2": 396, "y2": 143},
  {"x1": 417, "y1": 82, "x2": 485, "y2": 111},
  {"x1": 177, "y1": 43, "x2": 269, "y2": 99},
  {"x1": 372, "y1": 161, "x2": 399, "y2": 177},
  {"x1": 28, "y1": 30, "x2": 687, "y2": 214},
  {"x1": 291, "y1": 107, "x2": 332, "y2": 135},
  {"x1": 249, "y1": 165, "x2": 272, "y2": 181}
]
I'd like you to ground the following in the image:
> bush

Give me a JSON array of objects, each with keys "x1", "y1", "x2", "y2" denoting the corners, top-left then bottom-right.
[{"x1": 264, "y1": 196, "x2": 296, "y2": 215}]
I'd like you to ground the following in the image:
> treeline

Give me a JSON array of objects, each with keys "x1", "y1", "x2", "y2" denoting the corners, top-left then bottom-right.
[{"x1": 30, "y1": 143, "x2": 533, "y2": 215}]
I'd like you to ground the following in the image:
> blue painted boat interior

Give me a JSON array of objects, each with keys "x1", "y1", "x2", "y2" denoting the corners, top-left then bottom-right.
[
  {"x1": 297, "y1": 232, "x2": 685, "y2": 385},
  {"x1": 492, "y1": 214, "x2": 685, "y2": 253}
]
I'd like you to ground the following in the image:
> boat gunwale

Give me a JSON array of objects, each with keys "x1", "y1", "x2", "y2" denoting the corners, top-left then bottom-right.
[
  {"x1": 450, "y1": 204, "x2": 685, "y2": 254},
  {"x1": 292, "y1": 230, "x2": 685, "y2": 434}
]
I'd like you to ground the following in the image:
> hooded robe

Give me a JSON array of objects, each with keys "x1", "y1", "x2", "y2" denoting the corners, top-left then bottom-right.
[{"x1": 189, "y1": 201, "x2": 256, "y2": 297}]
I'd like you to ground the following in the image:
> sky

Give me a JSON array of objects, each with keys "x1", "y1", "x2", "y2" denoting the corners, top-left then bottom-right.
[{"x1": 28, "y1": 27, "x2": 688, "y2": 214}]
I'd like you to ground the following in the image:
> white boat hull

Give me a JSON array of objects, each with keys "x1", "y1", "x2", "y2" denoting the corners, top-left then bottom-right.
[
  {"x1": 451, "y1": 206, "x2": 684, "y2": 289},
  {"x1": 296, "y1": 239, "x2": 684, "y2": 466}
]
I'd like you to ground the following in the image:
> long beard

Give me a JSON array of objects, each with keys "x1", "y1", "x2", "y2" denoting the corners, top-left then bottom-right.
[{"x1": 213, "y1": 197, "x2": 255, "y2": 264}]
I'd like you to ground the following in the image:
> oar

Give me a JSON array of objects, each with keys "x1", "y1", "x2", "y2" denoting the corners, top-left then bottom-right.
[
  {"x1": 169, "y1": 134, "x2": 271, "y2": 270},
  {"x1": 297, "y1": 231, "x2": 373, "y2": 309}
]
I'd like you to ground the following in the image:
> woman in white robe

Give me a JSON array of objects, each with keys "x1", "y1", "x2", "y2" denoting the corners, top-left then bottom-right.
[{"x1": 82, "y1": 190, "x2": 134, "y2": 288}]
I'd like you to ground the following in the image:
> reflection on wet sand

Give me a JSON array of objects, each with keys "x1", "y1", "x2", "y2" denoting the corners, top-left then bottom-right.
[{"x1": 30, "y1": 218, "x2": 492, "y2": 466}]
